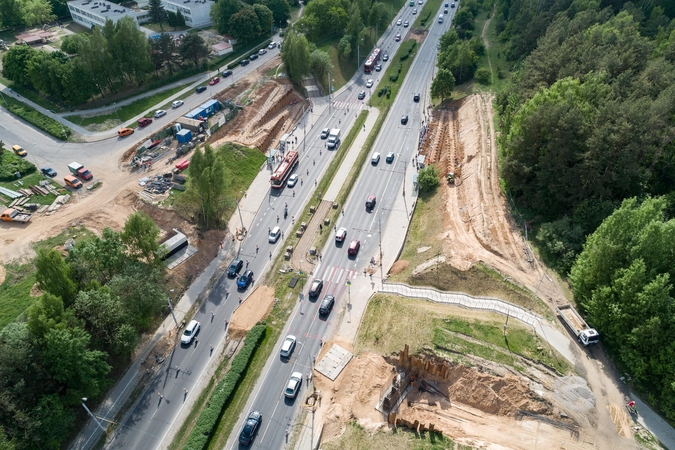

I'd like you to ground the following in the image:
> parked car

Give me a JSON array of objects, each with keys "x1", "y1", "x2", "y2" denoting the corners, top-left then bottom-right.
[
  {"x1": 335, "y1": 227, "x2": 347, "y2": 242},
  {"x1": 366, "y1": 79, "x2": 374, "y2": 88},
  {"x1": 401, "y1": 115, "x2": 409, "y2": 125},
  {"x1": 227, "y1": 258, "x2": 243, "y2": 278},
  {"x1": 348, "y1": 240, "x2": 361, "y2": 255},
  {"x1": 358, "y1": 90, "x2": 366, "y2": 100},
  {"x1": 309, "y1": 279, "x2": 323, "y2": 297},
  {"x1": 237, "y1": 270, "x2": 254, "y2": 290},
  {"x1": 240, "y1": 59, "x2": 250, "y2": 66},
  {"x1": 154, "y1": 109, "x2": 167, "y2": 118},
  {"x1": 172, "y1": 100, "x2": 184, "y2": 108},
  {"x1": 180, "y1": 320, "x2": 200, "y2": 345},
  {"x1": 238, "y1": 411, "x2": 262, "y2": 445},
  {"x1": 118, "y1": 127, "x2": 134, "y2": 137},
  {"x1": 222, "y1": 70, "x2": 233, "y2": 77},
  {"x1": 138, "y1": 118, "x2": 153, "y2": 127},
  {"x1": 386, "y1": 152, "x2": 395, "y2": 163},
  {"x1": 371, "y1": 152, "x2": 380, "y2": 164},
  {"x1": 319, "y1": 295, "x2": 335, "y2": 315},
  {"x1": 209, "y1": 76, "x2": 220, "y2": 85},
  {"x1": 285, "y1": 372, "x2": 303, "y2": 398},
  {"x1": 287, "y1": 174, "x2": 299, "y2": 187},
  {"x1": 12, "y1": 145, "x2": 26, "y2": 157},
  {"x1": 196, "y1": 86, "x2": 207, "y2": 93},
  {"x1": 320, "y1": 128, "x2": 330, "y2": 139},
  {"x1": 280, "y1": 335, "x2": 296, "y2": 358},
  {"x1": 249, "y1": 53, "x2": 259, "y2": 60},
  {"x1": 41, "y1": 167, "x2": 57, "y2": 177},
  {"x1": 258, "y1": 48, "x2": 267, "y2": 55}
]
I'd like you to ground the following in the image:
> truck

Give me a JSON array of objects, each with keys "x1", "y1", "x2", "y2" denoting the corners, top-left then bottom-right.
[
  {"x1": 1, "y1": 208, "x2": 32, "y2": 223},
  {"x1": 271, "y1": 150, "x2": 299, "y2": 188},
  {"x1": 556, "y1": 304, "x2": 600, "y2": 346},
  {"x1": 68, "y1": 162, "x2": 93, "y2": 180},
  {"x1": 327, "y1": 129, "x2": 341, "y2": 149}
]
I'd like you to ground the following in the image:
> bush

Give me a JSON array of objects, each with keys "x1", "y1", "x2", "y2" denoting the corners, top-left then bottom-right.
[
  {"x1": 389, "y1": 63, "x2": 402, "y2": 82},
  {"x1": 474, "y1": 67, "x2": 490, "y2": 85},
  {"x1": 184, "y1": 325, "x2": 266, "y2": 450},
  {"x1": 0, "y1": 150, "x2": 37, "y2": 181},
  {"x1": 418, "y1": 165, "x2": 440, "y2": 192},
  {"x1": 5, "y1": 100, "x2": 71, "y2": 140},
  {"x1": 377, "y1": 85, "x2": 391, "y2": 98}
]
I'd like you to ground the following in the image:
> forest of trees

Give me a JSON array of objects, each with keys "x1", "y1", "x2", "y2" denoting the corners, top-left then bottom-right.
[
  {"x1": 0, "y1": 213, "x2": 167, "y2": 449},
  {"x1": 211, "y1": 0, "x2": 281, "y2": 42},
  {"x1": 495, "y1": 0, "x2": 675, "y2": 419}
]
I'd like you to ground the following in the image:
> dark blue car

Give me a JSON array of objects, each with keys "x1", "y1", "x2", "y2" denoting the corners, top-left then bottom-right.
[{"x1": 237, "y1": 270, "x2": 254, "y2": 290}]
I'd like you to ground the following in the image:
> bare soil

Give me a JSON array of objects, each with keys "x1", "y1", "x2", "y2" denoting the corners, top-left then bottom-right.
[{"x1": 228, "y1": 285, "x2": 275, "y2": 339}]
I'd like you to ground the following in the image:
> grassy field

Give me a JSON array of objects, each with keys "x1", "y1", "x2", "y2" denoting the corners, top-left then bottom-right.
[
  {"x1": 412, "y1": 0, "x2": 444, "y2": 29},
  {"x1": 474, "y1": 7, "x2": 510, "y2": 92},
  {"x1": 321, "y1": 421, "x2": 460, "y2": 450},
  {"x1": 369, "y1": 40, "x2": 418, "y2": 108},
  {"x1": 357, "y1": 295, "x2": 571, "y2": 374},
  {"x1": 316, "y1": 36, "x2": 359, "y2": 92}
]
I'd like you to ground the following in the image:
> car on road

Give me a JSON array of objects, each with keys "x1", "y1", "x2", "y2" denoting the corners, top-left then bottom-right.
[
  {"x1": 238, "y1": 410, "x2": 262, "y2": 445},
  {"x1": 228, "y1": 258, "x2": 243, "y2": 277},
  {"x1": 269, "y1": 226, "x2": 281, "y2": 243},
  {"x1": 222, "y1": 70, "x2": 233, "y2": 77},
  {"x1": 172, "y1": 100, "x2": 184, "y2": 108},
  {"x1": 383, "y1": 54, "x2": 389, "y2": 61},
  {"x1": 413, "y1": 8, "x2": 418, "y2": 14},
  {"x1": 348, "y1": 240, "x2": 361, "y2": 256},
  {"x1": 444, "y1": 8, "x2": 448, "y2": 13},
  {"x1": 319, "y1": 295, "x2": 335, "y2": 315},
  {"x1": 209, "y1": 76, "x2": 220, "y2": 85},
  {"x1": 335, "y1": 227, "x2": 347, "y2": 242},
  {"x1": 138, "y1": 117, "x2": 153, "y2": 127},
  {"x1": 375, "y1": 64, "x2": 382, "y2": 72},
  {"x1": 237, "y1": 269, "x2": 254, "y2": 290},
  {"x1": 395, "y1": 33, "x2": 401, "y2": 41},
  {"x1": 320, "y1": 128, "x2": 330, "y2": 139},
  {"x1": 445, "y1": 2, "x2": 448, "y2": 5},
  {"x1": 366, "y1": 79, "x2": 374, "y2": 88},
  {"x1": 386, "y1": 152, "x2": 395, "y2": 163},
  {"x1": 154, "y1": 109, "x2": 167, "y2": 118},
  {"x1": 268, "y1": 41, "x2": 276, "y2": 49},
  {"x1": 397, "y1": 19, "x2": 402, "y2": 25},
  {"x1": 287, "y1": 174, "x2": 299, "y2": 187},
  {"x1": 404, "y1": 20, "x2": 409, "y2": 27},
  {"x1": 358, "y1": 90, "x2": 366, "y2": 100},
  {"x1": 413, "y1": 93, "x2": 420, "y2": 102},
  {"x1": 285, "y1": 372, "x2": 303, "y2": 398},
  {"x1": 366, "y1": 195, "x2": 376, "y2": 211},
  {"x1": 451, "y1": 2, "x2": 455, "y2": 6},
  {"x1": 258, "y1": 48, "x2": 267, "y2": 55},
  {"x1": 240, "y1": 59, "x2": 250, "y2": 66},
  {"x1": 118, "y1": 127, "x2": 134, "y2": 137},
  {"x1": 309, "y1": 279, "x2": 323, "y2": 297},
  {"x1": 371, "y1": 152, "x2": 380, "y2": 164},
  {"x1": 41, "y1": 167, "x2": 57, "y2": 177},
  {"x1": 249, "y1": 53, "x2": 259, "y2": 60},
  {"x1": 196, "y1": 86, "x2": 207, "y2": 93},
  {"x1": 12, "y1": 145, "x2": 26, "y2": 157},
  {"x1": 280, "y1": 335, "x2": 296, "y2": 358},
  {"x1": 418, "y1": 0, "x2": 423, "y2": 3},
  {"x1": 180, "y1": 320, "x2": 200, "y2": 345},
  {"x1": 401, "y1": 115, "x2": 409, "y2": 125}
]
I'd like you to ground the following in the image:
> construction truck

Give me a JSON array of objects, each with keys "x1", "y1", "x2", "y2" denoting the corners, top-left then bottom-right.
[
  {"x1": 1, "y1": 208, "x2": 32, "y2": 223},
  {"x1": 447, "y1": 172, "x2": 455, "y2": 184},
  {"x1": 556, "y1": 304, "x2": 600, "y2": 346},
  {"x1": 68, "y1": 162, "x2": 93, "y2": 180}
]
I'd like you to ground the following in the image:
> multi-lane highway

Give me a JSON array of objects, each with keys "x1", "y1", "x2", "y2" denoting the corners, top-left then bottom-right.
[{"x1": 226, "y1": 3, "x2": 458, "y2": 449}]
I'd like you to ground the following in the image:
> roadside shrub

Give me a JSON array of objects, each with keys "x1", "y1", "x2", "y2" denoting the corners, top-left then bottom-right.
[
  {"x1": 474, "y1": 67, "x2": 490, "y2": 85},
  {"x1": 389, "y1": 63, "x2": 402, "y2": 82},
  {"x1": 184, "y1": 325, "x2": 266, "y2": 450},
  {"x1": 377, "y1": 85, "x2": 391, "y2": 98},
  {"x1": 0, "y1": 150, "x2": 37, "y2": 181},
  {"x1": 5, "y1": 100, "x2": 71, "y2": 140},
  {"x1": 418, "y1": 165, "x2": 440, "y2": 192}
]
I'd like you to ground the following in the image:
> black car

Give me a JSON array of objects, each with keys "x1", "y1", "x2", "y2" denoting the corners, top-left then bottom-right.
[
  {"x1": 413, "y1": 93, "x2": 420, "y2": 102},
  {"x1": 196, "y1": 86, "x2": 207, "y2": 93},
  {"x1": 240, "y1": 59, "x2": 250, "y2": 66},
  {"x1": 249, "y1": 53, "x2": 259, "y2": 60},
  {"x1": 401, "y1": 115, "x2": 409, "y2": 125},
  {"x1": 41, "y1": 167, "x2": 57, "y2": 177},
  {"x1": 319, "y1": 295, "x2": 335, "y2": 316},
  {"x1": 444, "y1": 8, "x2": 448, "y2": 13},
  {"x1": 375, "y1": 64, "x2": 382, "y2": 72},
  {"x1": 222, "y1": 70, "x2": 233, "y2": 77},
  {"x1": 227, "y1": 258, "x2": 243, "y2": 277},
  {"x1": 237, "y1": 270, "x2": 254, "y2": 290},
  {"x1": 309, "y1": 279, "x2": 323, "y2": 297},
  {"x1": 358, "y1": 90, "x2": 366, "y2": 100},
  {"x1": 239, "y1": 410, "x2": 262, "y2": 445}
]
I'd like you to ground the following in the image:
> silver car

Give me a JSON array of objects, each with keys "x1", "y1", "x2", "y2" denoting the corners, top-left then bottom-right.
[
  {"x1": 285, "y1": 372, "x2": 303, "y2": 398},
  {"x1": 280, "y1": 335, "x2": 296, "y2": 358}
]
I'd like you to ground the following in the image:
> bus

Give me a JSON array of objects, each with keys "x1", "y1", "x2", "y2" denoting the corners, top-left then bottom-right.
[
  {"x1": 270, "y1": 151, "x2": 299, "y2": 188},
  {"x1": 364, "y1": 48, "x2": 381, "y2": 73}
]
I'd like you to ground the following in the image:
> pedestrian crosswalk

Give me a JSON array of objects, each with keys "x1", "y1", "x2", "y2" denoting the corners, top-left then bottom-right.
[
  {"x1": 318, "y1": 265, "x2": 359, "y2": 288},
  {"x1": 331, "y1": 101, "x2": 366, "y2": 111}
]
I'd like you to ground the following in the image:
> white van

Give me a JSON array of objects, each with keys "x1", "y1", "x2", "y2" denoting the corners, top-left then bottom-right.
[
  {"x1": 438, "y1": 14, "x2": 444, "y2": 23},
  {"x1": 269, "y1": 226, "x2": 281, "y2": 243}
]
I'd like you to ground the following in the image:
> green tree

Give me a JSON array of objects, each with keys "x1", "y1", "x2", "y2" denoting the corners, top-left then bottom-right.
[
  {"x1": 430, "y1": 68, "x2": 455, "y2": 101},
  {"x1": 112, "y1": 17, "x2": 153, "y2": 85},
  {"x1": 211, "y1": 0, "x2": 241, "y2": 35},
  {"x1": 474, "y1": 67, "x2": 490, "y2": 84},
  {"x1": 338, "y1": 34, "x2": 352, "y2": 60},
  {"x1": 454, "y1": 8, "x2": 475, "y2": 39},
  {"x1": 107, "y1": 266, "x2": 165, "y2": 331},
  {"x1": 418, "y1": 165, "x2": 440, "y2": 192},
  {"x1": 176, "y1": 10, "x2": 186, "y2": 26},
  {"x1": 66, "y1": 228, "x2": 128, "y2": 287},
  {"x1": 121, "y1": 211, "x2": 163, "y2": 265},
  {"x1": 253, "y1": 4, "x2": 273, "y2": 35},
  {"x1": 438, "y1": 40, "x2": 477, "y2": 83},
  {"x1": 35, "y1": 248, "x2": 77, "y2": 307},
  {"x1": 0, "y1": 0, "x2": 23, "y2": 28},
  {"x1": 229, "y1": 5, "x2": 262, "y2": 43},
  {"x1": 438, "y1": 28, "x2": 459, "y2": 51},
  {"x1": 309, "y1": 49, "x2": 333, "y2": 84},
  {"x1": 368, "y1": 2, "x2": 389, "y2": 31},
  {"x1": 27, "y1": 293, "x2": 68, "y2": 340},
  {"x1": 148, "y1": 0, "x2": 166, "y2": 29},
  {"x1": 179, "y1": 32, "x2": 209, "y2": 66},
  {"x1": 72, "y1": 288, "x2": 129, "y2": 352},
  {"x1": 29, "y1": 394, "x2": 75, "y2": 449},
  {"x1": 60, "y1": 35, "x2": 83, "y2": 55},
  {"x1": 20, "y1": 0, "x2": 55, "y2": 27},
  {"x1": 265, "y1": 0, "x2": 290, "y2": 27},
  {"x1": 2, "y1": 45, "x2": 36, "y2": 87},
  {"x1": 280, "y1": 29, "x2": 310, "y2": 83},
  {"x1": 166, "y1": 10, "x2": 177, "y2": 28}
]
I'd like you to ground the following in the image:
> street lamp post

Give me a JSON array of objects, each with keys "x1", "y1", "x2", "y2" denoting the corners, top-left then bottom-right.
[
  {"x1": 81, "y1": 398, "x2": 106, "y2": 433},
  {"x1": 237, "y1": 191, "x2": 245, "y2": 235}
]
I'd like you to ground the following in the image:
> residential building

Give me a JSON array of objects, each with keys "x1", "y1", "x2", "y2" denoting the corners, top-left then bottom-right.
[
  {"x1": 161, "y1": 0, "x2": 214, "y2": 28},
  {"x1": 67, "y1": 0, "x2": 149, "y2": 28}
]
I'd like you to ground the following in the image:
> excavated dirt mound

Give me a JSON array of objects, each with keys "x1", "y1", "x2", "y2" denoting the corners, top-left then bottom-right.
[{"x1": 389, "y1": 260, "x2": 409, "y2": 275}]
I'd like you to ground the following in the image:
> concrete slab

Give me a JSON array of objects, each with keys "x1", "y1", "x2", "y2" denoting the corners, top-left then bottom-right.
[{"x1": 315, "y1": 344, "x2": 353, "y2": 381}]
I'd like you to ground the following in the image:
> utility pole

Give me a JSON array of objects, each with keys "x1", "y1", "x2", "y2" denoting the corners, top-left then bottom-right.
[
  {"x1": 81, "y1": 398, "x2": 106, "y2": 433},
  {"x1": 378, "y1": 219, "x2": 384, "y2": 286},
  {"x1": 166, "y1": 297, "x2": 178, "y2": 327}
]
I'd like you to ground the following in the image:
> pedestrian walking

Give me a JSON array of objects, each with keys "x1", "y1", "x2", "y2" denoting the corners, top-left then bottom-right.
[
  {"x1": 255, "y1": 244, "x2": 259, "y2": 254},
  {"x1": 246, "y1": 259, "x2": 249, "y2": 268},
  {"x1": 175, "y1": 366, "x2": 180, "y2": 377},
  {"x1": 277, "y1": 215, "x2": 279, "y2": 223},
  {"x1": 319, "y1": 224, "x2": 323, "y2": 232},
  {"x1": 315, "y1": 179, "x2": 317, "y2": 186},
  {"x1": 269, "y1": 251, "x2": 272, "y2": 259},
  {"x1": 268, "y1": 227, "x2": 271, "y2": 234},
  {"x1": 313, "y1": 159, "x2": 315, "y2": 166},
  {"x1": 306, "y1": 168, "x2": 309, "y2": 176},
  {"x1": 210, "y1": 344, "x2": 214, "y2": 355},
  {"x1": 293, "y1": 191, "x2": 295, "y2": 197},
  {"x1": 219, "y1": 241, "x2": 223, "y2": 249},
  {"x1": 158, "y1": 392, "x2": 163, "y2": 399},
  {"x1": 301, "y1": 178, "x2": 303, "y2": 186},
  {"x1": 239, "y1": 296, "x2": 242, "y2": 304},
  {"x1": 334, "y1": 226, "x2": 337, "y2": 232}
]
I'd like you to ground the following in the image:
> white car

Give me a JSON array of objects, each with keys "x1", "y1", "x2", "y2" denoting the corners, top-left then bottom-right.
[
  {"x1": 366, "y1": 79, "x2": 374, "y2": 88},
  {"x1": 335, "y1": 227, "x2": 347, "y2": 242},
  {"x1": 269, "y1": 226, "x2": 281, "y2": 243},
  {"x1": 280, "y1": 335, "x2": 296, "y2": 358},
  {"x1": 287, "y1": 174, "x2": 299, "y2": 187},
  {"x1": 258, "y1": 48, "x2": 267, "y2": 55},
  {"x1": 371, "y1": 152, "x2": 381, "y2": 164},
  {"x1": 268, "y1": 41, "x2": 276, "y2": 49},
  {"x1": 154, "y1": 109, "x2": 167, "y2": 118},
  {"x1": 397, "y1": 19, "x2": 402, "y2": 25},
  {"x1": 172, "y1": 100, "x2": 184, "y2": 108},
  {"x1": 181, "y1": 320, "x2": 200, "y2": 345},
  {"x1": 285, "y1": 372, "x2": 303, "y2": 398}
]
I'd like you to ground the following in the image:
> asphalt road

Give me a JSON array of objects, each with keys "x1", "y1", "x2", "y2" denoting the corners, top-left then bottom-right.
[{"x1": 225, "y1": 4, "x2": 458, "y2": 449}]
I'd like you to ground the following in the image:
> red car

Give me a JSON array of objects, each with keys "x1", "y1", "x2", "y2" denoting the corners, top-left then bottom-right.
[
  {"x1": 209, "y1": 77, "x2": 220, "y2": 85},
  {"x1": 138, "y1": 117, "x2": 153, "y2": 127},
  {"x1": 348, "y1": 240, "x2": 361, "y2": 255}
]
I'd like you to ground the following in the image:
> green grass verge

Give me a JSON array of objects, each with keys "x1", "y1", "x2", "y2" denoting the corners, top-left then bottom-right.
[
  {"x1": 370, "y1": 40, "x2": 418, "y2": 108},
  {"x1": 477, "y1": 6, "x2": 510, "y2": 92},
  {"x1": 0, "y1": 74, "x2": 66, "y2": 113},
  {"x1": 321, "y1": 420, "x2": 457, "y2": 450},
  {"x1": 0, "y1": 95, "x2": 71, "y2": 140},
  {"x1": 413, "y1": 0, "x2": 444, "y2": 30},
  {"x1": 316, "y1": 35, "x2": 358, "y2": 92}
]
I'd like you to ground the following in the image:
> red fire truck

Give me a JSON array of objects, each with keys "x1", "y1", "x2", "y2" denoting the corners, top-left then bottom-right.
[{"x1": 270, "y1": 151, "x2": 299, "y2": 188}]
